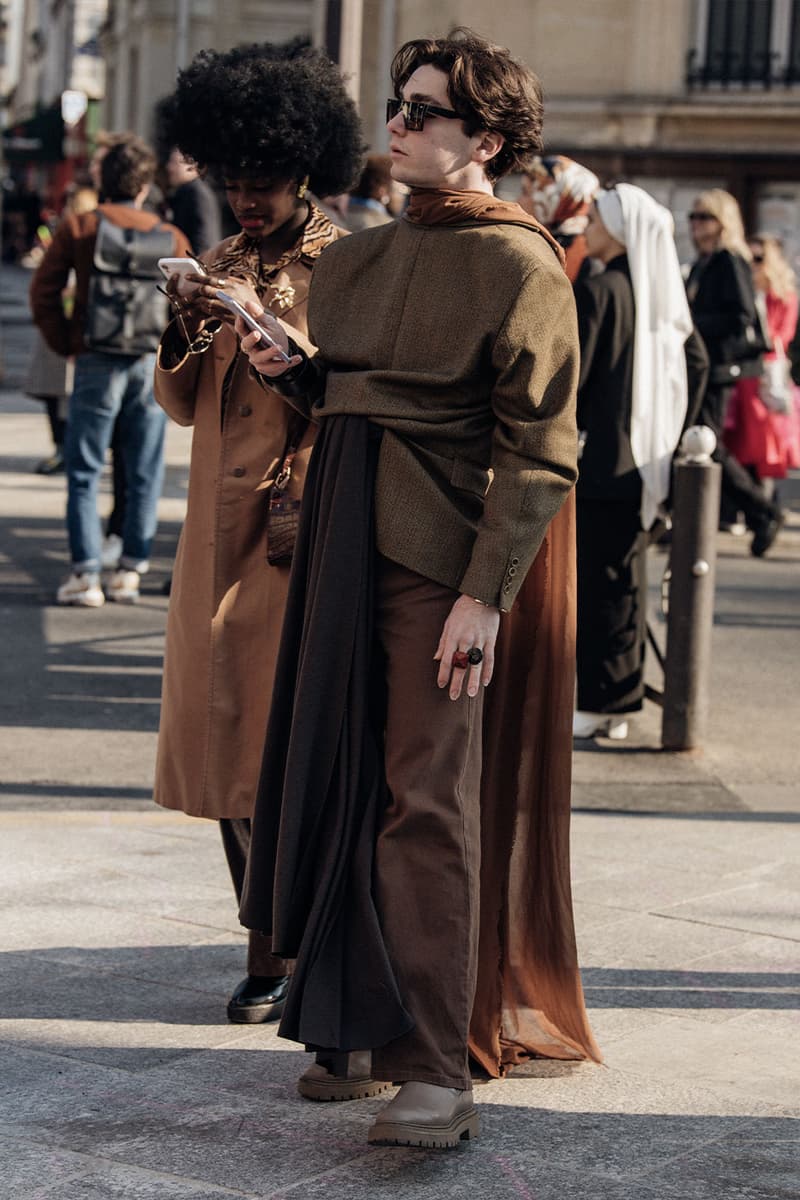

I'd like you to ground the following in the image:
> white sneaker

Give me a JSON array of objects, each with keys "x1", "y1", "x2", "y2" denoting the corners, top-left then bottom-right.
[
  {"x1": 106, "y1": 569, "x2": 140, "y2": 603},
  {"x1": 56, "y1": 572, "x2": 105, "y2": 607},
  {"x1": 573, "y1": 710, "x2": 629, "y2": 740},
  {"x1": 100, "y1": 533, "x2": 124, "y2": 569},
  {"x1": 607, "y1": 717, "x2": 629, "y2": 740}
]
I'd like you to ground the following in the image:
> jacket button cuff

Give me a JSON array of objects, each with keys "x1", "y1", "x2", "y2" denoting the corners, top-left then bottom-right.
[
  {"x1": 232, "y1": 466, "x2": 246, "y2": 477},
  {"x1": 238, "y1": 404, "x2": 252, "y2": 417}
]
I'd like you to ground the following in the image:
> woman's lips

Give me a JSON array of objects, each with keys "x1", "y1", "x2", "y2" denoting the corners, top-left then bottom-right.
[{"x1": 239, "y1": 216, "x2": 265, "y2": 229}]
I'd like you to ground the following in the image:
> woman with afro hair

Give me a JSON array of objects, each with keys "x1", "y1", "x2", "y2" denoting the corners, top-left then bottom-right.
[{"x1": 152, "y1": 40, "x2": 363, "y2": 1025}]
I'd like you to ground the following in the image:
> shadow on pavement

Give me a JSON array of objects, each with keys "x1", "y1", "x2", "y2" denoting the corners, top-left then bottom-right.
[
  {"x1": 0, "y1": 1066, "x2": 796, "y2": 1200},
  {"x1": 0, "y1": 783, "x2": 155, "y2": 808},
  {"x1": 572, "y1": 805, "x2": 800, "y2": 823},
  {"x1": 580, "y1": 966, "x2": 800, "y2": 1010},
  {"x1": 2, "y1": 947, "x2": 796, "y2": 1022},
  {"x1": 0, "y1": 505, "x2": 184, "y2": 733},
  {"x1": 0, "y1": 932, "x2": 796, "y2": 1195}
]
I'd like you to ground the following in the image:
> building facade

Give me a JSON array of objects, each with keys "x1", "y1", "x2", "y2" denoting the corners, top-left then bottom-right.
[
  {"x1": 99, "y1": 0, "x2": 315, "y2": 137},
  {"x1": 2, "y1": 0, "x2": 106, "y2": 209},
  {"x1": 359, "y1": 0, "x2": 800, "y2": 265},
  {"x1": 4, "y1": 1, "x2": 799, "y2": 263}
]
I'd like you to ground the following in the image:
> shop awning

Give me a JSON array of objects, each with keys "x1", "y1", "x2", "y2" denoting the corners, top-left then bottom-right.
[{"x1": 3, "y1": 106, "x2": 64, "y2": 163}]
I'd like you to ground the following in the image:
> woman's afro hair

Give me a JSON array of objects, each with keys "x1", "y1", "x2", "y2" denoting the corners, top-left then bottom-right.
[{"x1": 167, "y1": 39, "x2": 365, "y2": 196}]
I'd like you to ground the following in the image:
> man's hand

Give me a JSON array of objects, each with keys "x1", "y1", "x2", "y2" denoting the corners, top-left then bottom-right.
[
  {"x1": 434, "y1": 595, "x2": 500, "y2": 700},
  {"x1": 235, "y1": 300, "x2": 302, "y2": 377}
]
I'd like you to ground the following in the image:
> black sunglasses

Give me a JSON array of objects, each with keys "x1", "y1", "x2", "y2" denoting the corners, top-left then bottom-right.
[
  {"x1": 386, "y1": 97, "x2": 462, "y2": 131},
  {"x1": 688, "y1": 211, "x2": 716, "y2": 222}
]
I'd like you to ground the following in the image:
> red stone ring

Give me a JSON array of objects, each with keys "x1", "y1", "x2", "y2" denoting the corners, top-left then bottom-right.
[{"x1": 452, "y1": 648, "x2": 483, "y2": 670}]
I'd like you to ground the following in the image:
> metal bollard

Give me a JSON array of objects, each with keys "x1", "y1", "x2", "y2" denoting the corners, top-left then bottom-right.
[{"x1": 662, "y1": 427, "x2": 722, "y2": 751}]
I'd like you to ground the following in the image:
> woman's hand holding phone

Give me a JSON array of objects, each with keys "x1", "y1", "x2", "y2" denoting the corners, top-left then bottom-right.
[
  {"x1": 161, "y1": 263, "x2": 299, "y2": 374},
  {"x1": 164, "y1": 267, "x2": 262, "y2": 329},
  {"x1": 199, "y1": 276, "x2": 261, "y2": 325},
  {"x1": 236, "y1": 301, "x2": 302, "y2": 377},
  {"x1": 163, "y1": 270, "x2": 209, "y2": 340}
]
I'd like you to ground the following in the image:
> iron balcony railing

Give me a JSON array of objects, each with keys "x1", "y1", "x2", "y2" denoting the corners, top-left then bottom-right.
[{"x1": 688, "y1": 45, "x2": 800, "y2": 87}]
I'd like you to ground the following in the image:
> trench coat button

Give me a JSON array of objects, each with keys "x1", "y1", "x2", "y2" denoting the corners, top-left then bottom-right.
[
  {"x1": 232, "y1": 466, "x2": 246, "y2": 478},
  {"x1": 238, "y1": 404, "x2": 252, "y2": 417},
  {"x1": 509, "y1": 566, "x2": 517, "y2": 576},
  {"x1": 511, "y1": 556, "x2": 520, "y2": 565}
]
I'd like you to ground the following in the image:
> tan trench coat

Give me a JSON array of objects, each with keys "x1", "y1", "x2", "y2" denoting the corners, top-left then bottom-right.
[{"x1": 153, "y1": 220, "x2": 342, "y2": 820}]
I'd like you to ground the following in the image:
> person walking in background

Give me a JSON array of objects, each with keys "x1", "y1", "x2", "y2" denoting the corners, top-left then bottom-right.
[
  {"x1": 26, "y1": 185, "x2": 99, "y2": 476},
  {"x1": 164, "y1": 146, "x2": 222, "y2": 255},
  {"x1": 345, "y1": 155, "x2": 397, "y2": 231},
  {"x1": 152, "y1": 41, "x2": 361, "y2": 1027},
  {"x1": 724, "y1": 234, "x2": 800, "y2": 497},
  {"x1": 88, "y1": 132, "x2": 143, "y2": 572},
  {"x1": 517, "y1": 154, "x2": 599, "y2": 283},
  {"x1": 237, "y1": 28, "x2": 599, "y2": 1149},
  {"x1": 686, "y1": 189, "x2": 783, "y2": 557},
  {"x1": 572, "y1": 184, "x2": 708, "y2": 741},
  {"x1": 25, "y1": 338, "x2": 72, "y2": 475},
  {"x1": 30, "y1": 135, "x2": 190, "y2": 606},
  {"x1": 790, "y1": 302, "x2": 800, "y2": 386}
]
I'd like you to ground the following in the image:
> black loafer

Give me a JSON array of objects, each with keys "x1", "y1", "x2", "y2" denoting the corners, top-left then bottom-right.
[
  {"x1": 751, "y1": 510, "x2": 785, "y2": 558},
  {"x1": 226, "y1": 974, "x2": 290, "y2": 1024},
  {"x1": 35, "y1": 452, "x2": 65, "y2": 475}
]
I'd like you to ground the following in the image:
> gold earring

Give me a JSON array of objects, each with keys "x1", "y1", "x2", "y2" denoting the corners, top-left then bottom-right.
[{"x1": 297, "y1": 176, "x2": 309, "y2": 199}]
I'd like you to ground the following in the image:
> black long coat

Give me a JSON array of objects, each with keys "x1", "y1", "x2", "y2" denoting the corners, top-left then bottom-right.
[
  {"x1": 574, "y1": 254, "x2": 709, "y2": 504},
  {"x1": 686, "y1": 247, "x2": 762, "y2": 383},
  {"x1": 574, "y1": 255, "x2": 638, "y2": 503}
]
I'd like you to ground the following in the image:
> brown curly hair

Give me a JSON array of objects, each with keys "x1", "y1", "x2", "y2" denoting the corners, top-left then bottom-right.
[
  {"x1": 100, "y1": 135, "x2": 157, "y2": 201},
  {"x1": 390, "y1": 28, "x2": 544, "y2": 182}
]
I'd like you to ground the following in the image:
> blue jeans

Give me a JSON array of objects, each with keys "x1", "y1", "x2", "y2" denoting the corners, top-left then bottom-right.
[{"x1": 64, "y1": 352, "x2": 166, "y2": 573}]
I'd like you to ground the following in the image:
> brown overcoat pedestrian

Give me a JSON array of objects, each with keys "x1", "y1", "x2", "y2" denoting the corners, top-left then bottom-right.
[{"x1": 153, "y1": 210, "x2": 344, "y2": 820}]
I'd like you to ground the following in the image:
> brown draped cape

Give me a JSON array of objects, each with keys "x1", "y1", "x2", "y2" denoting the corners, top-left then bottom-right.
[
  {"x1": 241, "y1": 188, "x2": 600, "y2": 1073},
  {"x1": 472, "y1": 489, "x2": 600, "y2": 1071}
]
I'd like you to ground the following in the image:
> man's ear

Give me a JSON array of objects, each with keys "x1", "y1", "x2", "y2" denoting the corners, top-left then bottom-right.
[{"x1": 473, "y1": 131, "x2": 505, "y2": 169}]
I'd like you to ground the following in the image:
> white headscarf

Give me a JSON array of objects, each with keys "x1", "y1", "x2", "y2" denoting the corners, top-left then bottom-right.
[{"x1": 594, "y1": 184, "x2": 693, "y2": 530}]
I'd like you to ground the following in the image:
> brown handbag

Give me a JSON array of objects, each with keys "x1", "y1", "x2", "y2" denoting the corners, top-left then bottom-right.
[{"x1": 266, "y1": 413, "x2": 307, "y2": 566}]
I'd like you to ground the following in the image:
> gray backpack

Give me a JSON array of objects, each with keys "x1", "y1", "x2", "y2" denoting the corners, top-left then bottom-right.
[{"x1": 85, "y1": 216, "x2": 175, "y2": 355}]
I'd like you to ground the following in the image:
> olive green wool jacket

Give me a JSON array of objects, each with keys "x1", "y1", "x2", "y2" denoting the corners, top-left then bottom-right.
[{"x1": 280, "y1": 216, "x2": 580, "y2": 611}]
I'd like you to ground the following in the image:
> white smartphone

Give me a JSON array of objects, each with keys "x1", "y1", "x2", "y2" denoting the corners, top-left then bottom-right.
[
  {"x1": 215, "y1": 292, "x2": 292, "y2": 363},
  {"x1": 157, "y1": 256, "x2": 207, "y2": 296}
]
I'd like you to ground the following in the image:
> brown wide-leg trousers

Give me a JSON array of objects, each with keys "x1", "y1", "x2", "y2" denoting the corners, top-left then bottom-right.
[
  {"x1": 219, "y1": 818, "x2": 290, "y2": 978},
  {"x1": 370, "y1": 558, "x2": 484, "y2": 1090}
]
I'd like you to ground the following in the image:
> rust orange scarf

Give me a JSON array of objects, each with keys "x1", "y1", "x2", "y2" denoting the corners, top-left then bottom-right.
[{"x1": 405, "y1": 187, "x2": 567, "y2": 272}]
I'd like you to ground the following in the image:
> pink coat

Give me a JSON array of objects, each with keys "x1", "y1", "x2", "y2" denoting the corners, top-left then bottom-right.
[{"x1": 725, "y1": 291, "x2": 800, "y2": 478}]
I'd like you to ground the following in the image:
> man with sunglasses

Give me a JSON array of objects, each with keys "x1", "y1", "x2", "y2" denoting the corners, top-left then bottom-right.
[{"x1": 233, "y1": 30, "x2": 598, "y2": 1148}]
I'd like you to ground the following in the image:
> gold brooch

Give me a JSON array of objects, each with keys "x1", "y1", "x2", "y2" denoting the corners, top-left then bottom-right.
[{"x1": 270, "y1": 284, "x2": 296, "y2": 311}]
